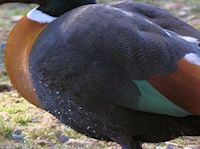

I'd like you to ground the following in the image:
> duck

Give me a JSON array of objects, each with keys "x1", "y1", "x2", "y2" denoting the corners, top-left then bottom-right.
[{"x1": 1, "y1": 0, "x2": 200, "y2": 148}]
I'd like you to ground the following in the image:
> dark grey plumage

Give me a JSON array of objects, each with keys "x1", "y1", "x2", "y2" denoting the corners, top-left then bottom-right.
[
  {"x1": 111, "y1": 1, "x2": 200, "y2": 39},
  {"x1": 29, "y1": 2, "x2": 200, "y2": 149}
]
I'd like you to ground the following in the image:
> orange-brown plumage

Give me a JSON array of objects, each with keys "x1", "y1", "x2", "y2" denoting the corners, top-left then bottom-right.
[
  {"x1": 150, "y1": 59, "x2": 200, "y2": 115},
  {"x1": 4, "y1": 17, "x2": 46, "y2": 108}
]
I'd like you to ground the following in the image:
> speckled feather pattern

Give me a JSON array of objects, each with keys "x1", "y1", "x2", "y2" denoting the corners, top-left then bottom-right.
[{"x1": 29, "y1": 2, "x2": 200, "y2": 149}]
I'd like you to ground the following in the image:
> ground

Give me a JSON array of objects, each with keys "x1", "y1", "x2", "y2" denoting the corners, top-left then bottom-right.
[{"x1": 0, "y1": 0, "x2": 200, "y2": 149}]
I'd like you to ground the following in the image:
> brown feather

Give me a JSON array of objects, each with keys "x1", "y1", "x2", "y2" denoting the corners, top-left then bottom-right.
[
  {"x1": 4, "y1": 17, "x2": 46, "y2": 108},
  {"x1": 149, "y1": 59, "x2": 200, "y2": 115}
]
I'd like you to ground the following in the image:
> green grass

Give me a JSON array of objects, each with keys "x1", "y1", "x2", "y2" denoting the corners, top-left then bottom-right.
[
  {"x1": 0, "y1": 116, "x2": 14, "y2": 137},
  {"x1": 0, "y1": 72, "x2": 9, "y2": 84},
  {"x1": 0, "y1": 4, "x2": 35, "y2": 30},
  {"x1": 12, "y1": 114, "x2": 33, "y2": 125},
  {"x1": 0, "y1": 90, "x2": 114, "y2": 148}
]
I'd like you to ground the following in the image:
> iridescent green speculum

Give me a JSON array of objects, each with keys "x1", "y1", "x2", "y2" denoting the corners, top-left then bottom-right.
[{"x1": 134, "y1": 80, "x2": 190, "y2": 117}]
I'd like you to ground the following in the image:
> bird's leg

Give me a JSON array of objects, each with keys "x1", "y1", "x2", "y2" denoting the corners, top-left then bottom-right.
[
  {"x1": 113, "y1": 136, "x2": 142, "y2": 149},
  {"x1": 131, "y1": 141, "x2": 142, "y2": 149},
  {"x1": 121, "y1": 141, "x2": 142, "y2": 149}
]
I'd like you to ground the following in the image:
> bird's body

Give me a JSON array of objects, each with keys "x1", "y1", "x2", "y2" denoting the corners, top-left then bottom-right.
[{"x1": 1, "y1": 0, "x2": 200, "y2": 148}]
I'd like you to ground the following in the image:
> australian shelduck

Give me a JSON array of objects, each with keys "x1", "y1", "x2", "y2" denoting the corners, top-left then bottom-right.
[{"x1": 1, "y1": 0, "x2": 200, "y2": 148}]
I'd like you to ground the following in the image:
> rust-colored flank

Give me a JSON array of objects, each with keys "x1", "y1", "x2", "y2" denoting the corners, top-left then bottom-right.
[
  {"x1": 4, "y1": 17, "x2": 47, "y2": 108},
  {"x1": 150, "y1": 59, "x2": 200, "y2": 115}
]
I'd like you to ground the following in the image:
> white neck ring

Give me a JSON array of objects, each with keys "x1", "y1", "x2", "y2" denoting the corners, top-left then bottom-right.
[{"x1": 27, "y1": 7, "x2": 57, "y2": 23}]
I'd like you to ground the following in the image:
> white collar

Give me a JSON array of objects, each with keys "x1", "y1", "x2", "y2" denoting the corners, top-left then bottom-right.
[{"x1": 27, "y1": 7, "x2": 57, "y2": 23}]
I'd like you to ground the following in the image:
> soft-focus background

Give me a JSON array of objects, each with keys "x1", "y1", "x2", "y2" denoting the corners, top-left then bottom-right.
[{"x1": 0, "y1": 0, "x2": 200, "y2": 148}]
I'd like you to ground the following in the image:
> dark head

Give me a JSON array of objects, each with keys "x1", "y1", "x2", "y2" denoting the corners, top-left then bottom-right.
[{"x1": 0, "y1": 0, "x2": 96, "y2": 17}]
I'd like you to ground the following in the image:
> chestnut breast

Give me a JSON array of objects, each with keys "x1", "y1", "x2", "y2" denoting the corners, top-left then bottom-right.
[{"x1": 4, "y1": 17, "x2": 47, "y2": 108}]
